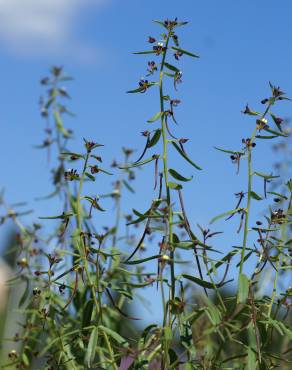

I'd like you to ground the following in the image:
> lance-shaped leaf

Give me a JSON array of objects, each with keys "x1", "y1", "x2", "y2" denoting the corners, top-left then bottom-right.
[
  {"x1": 172, "y1": 142, "x2": 202, "y2": 170},
  {"x1": 133, "y1": 50, "x2": 157, "y2": 55},
  {"x1": 171, "y1": 46, "x2": 199, "y2": 58},
  {"x1": 169, "y1": 168, "x2": 193, "y2": 182},
  {"x1": 250, "y1": 191, "x2": 263, "y2": 201},
  {"x1": 267, "y1": 191, "x2": 288, "y2": 200},
  {"x1": 85, "y1": 172, "x2": 95, "y2": 181},
  {"x1": 209, "y1": 249, "x2": 240, "y2": 273},
  {"x1": 39, "y1": 212, "x2": 75, "y2": 220},
  {"x1": 182, "y1": 274, "x2": 231, "y2": 289},
  {"x1": 61, "y1": 152, "x2": 84, "y2": 159},
  {"x1": 253, "y1": 171, "x2": 279, "y2": 180},
  {"x1": 270, "y1": 113, "x2": 284, "y2": 132},
  {"x1": 215, "y1": 147, "x2": 245, "y2": 155},
  {"x1": 85, "y1": 327, "x2": 98, "y2": 368},
  {"x1": 99, "y1": 325, "x2": 128, "y2": 347},
  {"x1": 237, "y1": 273, "x2": 250, "y2": 303},
  {"x1": 119, "y1": 155, "x2": 159, "y2": 169},
  {"x1": 123, "y1": 254, "x2": 161, "y2": 265},
  {"x1": 127, "y1": 82, "x2": 157, "y2": 94},
  {"x1": 264, "y1": 127, "x2": 288, "y2": 137},
  {"x1": 164, "y1": 62, "x2": 180, "y2": 72},
  {"x1": 256, "y1": 134, "x2": 278, "y2": 139},
  {"x1": 147, "y1": 129, "x2": 161, "y2": 148},
  {"x1": 147, "y1": 111, "x2": 163, "y2": 123},
  {"x1": 210, "y1": 208, "x2": 240, "y2": 224},
  {"x1": 82, "y1": 299, "x2": 94, "y2": 329},
  {"x1": 122, "y1": 180, "x2": 135, "y2": 193}
]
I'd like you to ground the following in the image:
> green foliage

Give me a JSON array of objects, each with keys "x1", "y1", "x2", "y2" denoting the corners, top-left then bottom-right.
[{"x1": 1, "y1": 18, "x2": 292, "y2": 370}]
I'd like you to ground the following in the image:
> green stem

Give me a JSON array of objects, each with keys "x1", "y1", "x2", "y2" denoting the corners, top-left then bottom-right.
[
  {"x1": 159, "y1": 31, "x2": 176, "y2": 314},
  {"x1": 239, "y1": 104, "x2": 272, "y2": 275}
]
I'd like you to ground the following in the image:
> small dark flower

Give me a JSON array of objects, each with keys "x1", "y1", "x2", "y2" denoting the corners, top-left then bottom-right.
[
  {"x1": 256, "y1": 118, "x2": 269, "y2": 131},
  {"x1": 148, "y1": 36, "x2": 156, "y2": 43},
  {"x1": 153, "y1": 42, "x2": 165, "y2": 55},
  {"x1": 40, "y1": 77, "x2": 50, "y2": 85},
  {"x1": 261, "y1": 98, "x2": 269, "y2": 104},
  {"x1": 84, "y1": 139, "x2": 97, "y2": 151},
  {"x1": 138, "y1": 78, "x2": 149, "y2": 93},
  {"x1": 274, "y1": 117, "x2": 284, "y2": 126},
  {"x1": 174, "y1": 50, "x2": 183, "y2": 60},
  {"x1": 141, "y1": 130, "x2": 150, "y2": 137},
  {"x1": 90, "y1": 165, "x2": 99, "y2": 174},
  {"x1": 64, "y1": 169, "x2": 79, "y2": 181},
  {"x1": 147, "y1": 61, "x2": 157, "y2": 75},
  {"x1": 174, "y1": 71, "x2": 183, "y2": 91},
  {"x1": 170, "y1": 99, "x2": 181, "y2": 107},
  {"x1": 242, "y1": 104, "x2": 252, "y2": 114},
  {"x1": 164, "y1": 18, "x2": 178, "y2": 30},
  {"x1": 51, "y1": 66, "x2": 62, "y2": 77}
]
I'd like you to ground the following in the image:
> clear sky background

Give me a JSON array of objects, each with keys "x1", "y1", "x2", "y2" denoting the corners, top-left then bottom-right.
[{"x1": 0, "y1": 0, "x2": 291, "y2": 324}]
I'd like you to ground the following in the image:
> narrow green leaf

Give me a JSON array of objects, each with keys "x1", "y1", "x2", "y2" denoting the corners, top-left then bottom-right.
[
  {"x1": 267, "y1": 191, "x2": 288, "y2": 200},
  {"x1": 122, "y1": 180, "x2": 135, "y2": 193},
  {"x1": 256, "y1": 135, "x2": 278, "y2": 139},
  {"x1": 171, "y1": 46, "x2": 199, "y2": 58},
  {"x1": 147, "y1": 129, "x2": 161, "y2": 148},
  {"x1": 210, "y1": 208, "x2": 240, "y2": 224},
  {"x1": 123, "y1": 254, "x2": 161, "y2": 265},
  {"x1": 214, "y1": 147, "x2": 244, "y2": 155},
  {"x1": 85, "y1": 327, "x2": 99, "y2": 368},
  {"x1": 247, "y1": 347, "x2": 257, "y2": 370},
  {"x1": 119, "y1": 155, "x2": 159, "y2": 169},
  {"x1": 99, "y1": 325, "x2": 128, "y2": 347},
  {"x1": 164, "y1": 62, "x2": 180, "y2": 72},
  {"x1": 169, "y1": 168, "x2": 193, "y2": 182},
  {"x1": 171, "y1": 142, "x2": 202, "y2": 170},
  {"x1": 270, "y1": 113, "x2": 283, "y2": 132},
  {"x1": 39, "y1": 212, "x2": 74, "y2": 220},
  {"x1": 147, "y1": 111, "x2": 163, "y2": 123},
  {"x1": 237, "y1": 273, "x2": 249, "y2": 303},
  {"x1": 253, "y1": 172, "x2": 279, "y2": 180},
  {"x1": 85, "y1": 172, "x2": 95, "y2": 181},
  {"x1": 250, "y1": 191, "x2": 263, "y2": 201},
  {"x1": 82, "y1": 300, "x2": 94, "y2": 329},
  {"x1": 133, "y1": 50, "x2": 156, "y2": 55},
  {"x1": 209, "y1": 249, "x2": 240, "y2": 273},
  {"x1": 264, "y1": 127, "x2": 288, "y2": 137},
  {"x1": 127, "y1": 82, "x2": 157, "y2": 94},
  {"x1": 182, "y1": 274, "x2": 231, "y2": 289}
]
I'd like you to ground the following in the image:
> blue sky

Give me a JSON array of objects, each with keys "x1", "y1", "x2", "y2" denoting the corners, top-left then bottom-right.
[{"x1": 0, "y1": 0, "x2": 291, "y2": 323}]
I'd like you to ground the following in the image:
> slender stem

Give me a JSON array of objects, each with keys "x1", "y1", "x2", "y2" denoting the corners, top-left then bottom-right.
[
  {"x1": 159, "y1": 31, "x2": 176, "y2": 313},
  {"x1": 239, "y1": 104, "x2": 272, "y2": 275}
]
